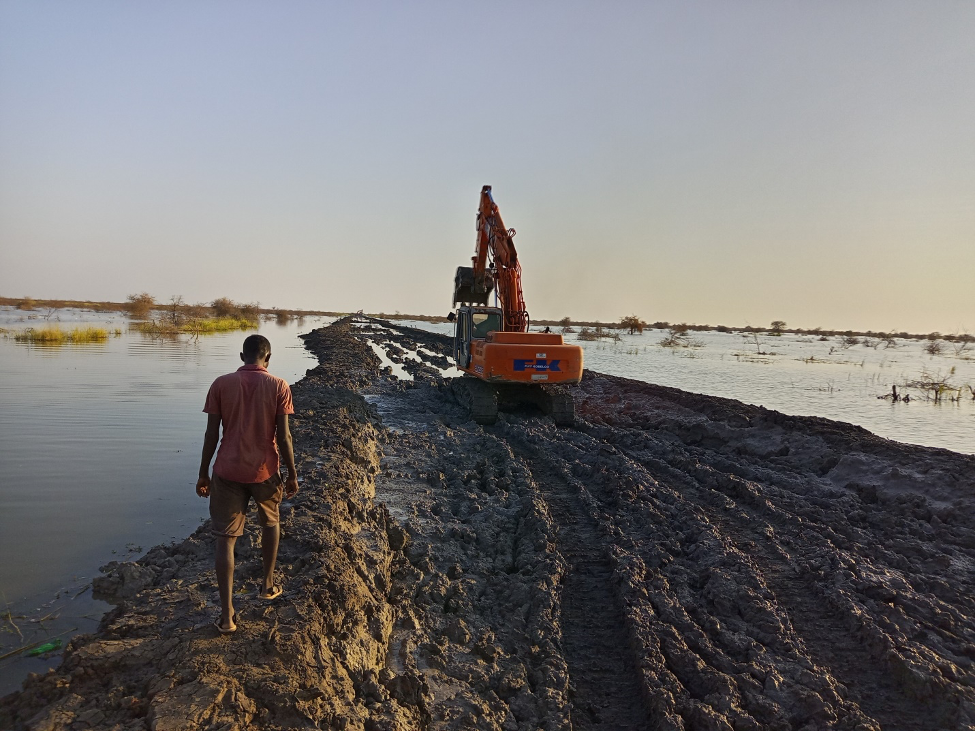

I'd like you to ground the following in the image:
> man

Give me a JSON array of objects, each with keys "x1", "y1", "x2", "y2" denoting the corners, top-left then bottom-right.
[{"x1": 196, "y1": 334, "x2": 299, "y2": 634}]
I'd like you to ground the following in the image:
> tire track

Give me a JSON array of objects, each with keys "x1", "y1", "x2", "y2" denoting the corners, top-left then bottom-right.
[{"x1": 509, "y1": 438, "x2": 649, "y2": 730}]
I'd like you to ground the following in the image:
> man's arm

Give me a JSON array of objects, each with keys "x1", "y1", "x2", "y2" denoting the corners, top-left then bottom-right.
[
  {"x1": 196, "y1": 413, "x2": 221, "y2": 497},
  {"x1": 276, "y1": 413, "x2": 299, "y2": 498}
]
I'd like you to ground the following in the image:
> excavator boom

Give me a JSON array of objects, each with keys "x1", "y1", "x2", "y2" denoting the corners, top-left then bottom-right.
[{"x1": 452, "y1": 186, "x2": 529, "y2": 332}]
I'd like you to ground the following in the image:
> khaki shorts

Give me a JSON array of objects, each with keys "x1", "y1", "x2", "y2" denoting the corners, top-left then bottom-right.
[{"x1": 210, "y1": 473, "x2": 283, "y2": 538}]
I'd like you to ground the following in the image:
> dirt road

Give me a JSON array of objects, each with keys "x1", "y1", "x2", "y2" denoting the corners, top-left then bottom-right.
[{"x1": 2, "y1": 317, "x2": 972, "y2": 730}]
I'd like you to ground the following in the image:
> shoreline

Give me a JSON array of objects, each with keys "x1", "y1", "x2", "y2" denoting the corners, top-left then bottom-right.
[
  {"x1": 2, "y1": 297, "x2": 971, "y2": 343},
  {"x1": 1, "y1": 316, "x2": 972, "y2": 730}
]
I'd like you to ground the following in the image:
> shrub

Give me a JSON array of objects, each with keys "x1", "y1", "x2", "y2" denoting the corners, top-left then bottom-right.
[
  {"x1": 212, "y1": 297, "x2": 236, "y2": 318},
  {"x1": 126, "y1": 293, "x2": 155, "y2": 319},
  {"x1": 619, "y1": 315, "x2": 647, "y2": 335},
  {"x1": 211, "y1": 297, "x2": 260, "y2": 324}
]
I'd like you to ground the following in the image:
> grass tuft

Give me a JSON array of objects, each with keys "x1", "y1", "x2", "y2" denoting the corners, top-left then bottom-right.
[
  {"x1": 14, "y1": 326, "x2": 109, "y2": 344},
  {"x1": 132, "y1": 316, "x2": 257, "y2": 337}
]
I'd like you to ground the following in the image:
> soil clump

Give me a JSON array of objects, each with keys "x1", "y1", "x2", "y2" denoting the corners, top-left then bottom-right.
[{"x1": 1, "y1": 316, "x2": 972, "y2": 731}]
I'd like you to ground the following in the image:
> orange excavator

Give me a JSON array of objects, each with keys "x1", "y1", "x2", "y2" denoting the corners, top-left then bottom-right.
[{"x1": 449, "y1": 185, "x2": 583, "y2": 425}]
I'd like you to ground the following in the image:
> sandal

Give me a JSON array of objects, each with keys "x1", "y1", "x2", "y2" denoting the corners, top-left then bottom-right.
[
  {"x1": 214, "y1": 611, "x2": 237, "y2": 634},
  {"x1": 259, "y1": 585, "x2": 283, "y2": 601}
]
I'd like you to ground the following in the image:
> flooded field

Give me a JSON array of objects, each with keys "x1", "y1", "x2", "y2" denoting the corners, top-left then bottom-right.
[
  {"x1": 0, "y1": 307, "x2": 324, "y2": 694},
  {"x1": 400, "y1": 320, "x2": 975, "y2": 455},
  {"x1": 3, "y1": 317, "x2": 970, "y2": 730},
  {"x1": 0, "y1": 309, "x2": 971, "y2": 696}
]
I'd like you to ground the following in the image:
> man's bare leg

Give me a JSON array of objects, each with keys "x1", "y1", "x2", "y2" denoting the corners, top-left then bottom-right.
[
  {"x1": 261, "y1": 523, "x2": 280, "y2": 596},
  {"x1": 215, "y1": 535, "x2": 237, "y2": 630}
]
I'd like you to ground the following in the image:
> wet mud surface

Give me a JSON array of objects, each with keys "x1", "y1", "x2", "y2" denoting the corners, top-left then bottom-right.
[{"x1": 2, "y1": 317, "x2": 973, "y2": 730}]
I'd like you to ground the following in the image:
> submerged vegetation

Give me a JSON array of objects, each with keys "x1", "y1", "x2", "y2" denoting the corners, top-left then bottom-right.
[
  {"x1": 903, "y1": 368, "x2": 974, "y2": 403},
  {"x1": 128, "y1": 295, "x2": 261, "y2": 339},
  {"x1": 659, "y1": 324, "x2": 704, "y2": 349},
  {"x1": 11, "y1": 326, "x2": 115, "y2": 344},
  {"x1": 133, "y1": 316, "x2": 256, "y2": 338}
]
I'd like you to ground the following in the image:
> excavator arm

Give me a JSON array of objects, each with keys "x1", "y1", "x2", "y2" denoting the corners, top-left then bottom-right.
[{"x1": 452, "y1": 186, "x2": 529, "y2": 332}]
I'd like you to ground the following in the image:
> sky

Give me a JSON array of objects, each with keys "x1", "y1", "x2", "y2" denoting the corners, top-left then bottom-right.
[{"x1": 0, "y1": 1, "x2": 973, "y2": 334}]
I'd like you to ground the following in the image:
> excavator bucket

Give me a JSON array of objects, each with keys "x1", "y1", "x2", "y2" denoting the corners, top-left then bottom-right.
[{"x1": 453, "y1": 266, "x2": 494, "y2": 305}]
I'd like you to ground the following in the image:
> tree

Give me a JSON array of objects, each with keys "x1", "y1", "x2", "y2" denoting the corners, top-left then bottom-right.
[
  {"x1": 619, "y1": 315, "x2": 647, "y2": 335},
  {"x1": 168, "y1": 295, "x2": 185, "y2": 324},
  {"x1": 125, "y1": 292, "x2": 155, "y2": 319},
  {"x1": 769, "y1": 320, "x2": 786, "y2": 336},
  {"x1": 559, "y1": 316, "x2": 574, "y2": 334}
]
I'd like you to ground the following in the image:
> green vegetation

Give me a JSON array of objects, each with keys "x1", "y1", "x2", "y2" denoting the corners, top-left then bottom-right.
[
  {"x1": 125, "y1": 294, "x2": 261, "y2": 339},
  {"x1": 132, "y1": 317, "x2": 256, "y2": 337},
  {"x1": 12, "y1": 326, "x2": 111, "y2": 344},
  {"x1": 904, "y1": 368, "x2": 973, "y2": 403},
  {"x1": 2, "y1": 296, "x2": 972, "y2": 343}
]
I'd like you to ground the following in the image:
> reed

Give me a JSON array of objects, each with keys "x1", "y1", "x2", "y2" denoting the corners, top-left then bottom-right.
[{"x1": 13, "y1": 326, "x2": 109, "y2": 343}]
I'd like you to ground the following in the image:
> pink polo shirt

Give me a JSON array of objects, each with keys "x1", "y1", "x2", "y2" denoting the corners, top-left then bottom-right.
[{"x1": 203, "y1": 364, "x2": 294, "y2": 483}]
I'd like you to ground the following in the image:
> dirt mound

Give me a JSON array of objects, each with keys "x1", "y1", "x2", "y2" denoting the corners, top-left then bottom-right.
[{"x1": 1, "y1": 317, "x2": 972, "y2": 731}]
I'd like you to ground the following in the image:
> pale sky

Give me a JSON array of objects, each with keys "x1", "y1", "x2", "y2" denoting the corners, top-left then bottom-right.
[{"x1": 1, "y1": 1, "x2": 973, "y2": 333}]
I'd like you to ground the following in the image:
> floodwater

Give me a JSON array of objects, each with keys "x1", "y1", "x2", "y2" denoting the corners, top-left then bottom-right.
[
  {"x1": 0, "y1": 311, "x2": 971, "y2": 694},
  {"x1": 0, "y1": 308, "x2": 324, "y2": 694},
  {"x1": 399, "y1": 320, "x2": 975, "y2": 455}
]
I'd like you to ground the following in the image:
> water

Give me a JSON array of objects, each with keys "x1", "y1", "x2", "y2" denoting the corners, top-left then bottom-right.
[
  {"x1": 0, "y1": 312, "x2": 971, "y2": 694},
  {"x1": 397, "y1": 320, "x2": 975, "y2": 455},
  {"x1": 0, "y1": 308, "x2": 325, "y2": 693}
]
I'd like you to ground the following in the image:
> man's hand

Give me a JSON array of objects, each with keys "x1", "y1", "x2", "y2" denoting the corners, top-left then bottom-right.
[
  {"x1": 196, "y1": 476, "x2": 211, "y2": 498},
  {"x1": 284, "y1": 473, "x2": 299, "y2": 499}
]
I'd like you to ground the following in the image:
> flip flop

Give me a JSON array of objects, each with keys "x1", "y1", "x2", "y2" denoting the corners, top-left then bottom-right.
[
  {"x1": 214, "y1": 612, "x2": 237, "y2": 634},
  {"x1": 259, "y1": 585, "x2": 283, "y2": 601}
]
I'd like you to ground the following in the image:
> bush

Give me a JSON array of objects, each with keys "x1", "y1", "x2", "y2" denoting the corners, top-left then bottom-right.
[
  {"x1": 212, "y1": 297, "x2": 237, "y2": 318},
  {"x1": 211, "y1": 297, "x2": 260, "y2": 324},
  {"x1": 126, "y1": 293, "x2": 155, "y2": 319},
  {"x1": 619, "y1": 315, "x2": 647, "y2": 334}
]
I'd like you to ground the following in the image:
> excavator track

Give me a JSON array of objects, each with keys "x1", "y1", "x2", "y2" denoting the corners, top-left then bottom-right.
[
  {"x1": 542, "y1": 385, "x2": 574, "y2": 427},
  {"x1": 453, "y1": 379, "x2": 575, "y2": 427},
  {"x1": 450, "y1": 376, "x2": 499, "y2": 425}
]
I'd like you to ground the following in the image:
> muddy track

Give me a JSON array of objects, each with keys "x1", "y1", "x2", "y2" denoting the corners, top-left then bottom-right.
[
  {"x1": 1, "y1": 316, "x2": 972, "y2": 731},
  {"x1": 605, "y1": 433, "x2": 945, "y2": 730},
  {"x1": 510, "y1": 438, "x2": 648, "y2": 729}
]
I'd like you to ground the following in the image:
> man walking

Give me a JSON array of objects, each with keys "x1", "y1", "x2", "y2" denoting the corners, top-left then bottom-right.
[{"x1": 196, "y1": 334, "x2": 299, "y2": 633}]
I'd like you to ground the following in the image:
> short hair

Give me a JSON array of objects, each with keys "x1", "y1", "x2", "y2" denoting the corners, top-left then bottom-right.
[{"x1": 242, "y1": 334, "x2": 271, "y2": 361}]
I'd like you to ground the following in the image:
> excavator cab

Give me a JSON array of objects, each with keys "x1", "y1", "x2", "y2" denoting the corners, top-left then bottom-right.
[{"x1": 452, "y1": 306, "x2": 503, "y2": 368}]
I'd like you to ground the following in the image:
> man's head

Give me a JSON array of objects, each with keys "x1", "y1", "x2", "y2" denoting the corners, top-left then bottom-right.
[{"x1": 241, "y1": 334, "x2": 272, "y2": 365}]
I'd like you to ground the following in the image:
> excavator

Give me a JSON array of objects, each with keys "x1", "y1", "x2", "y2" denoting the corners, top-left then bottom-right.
[{"x1": 448, "y1": 185, "x2": 583, "y2": 426}]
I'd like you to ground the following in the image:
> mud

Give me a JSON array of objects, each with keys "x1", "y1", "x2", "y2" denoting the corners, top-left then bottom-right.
[{"x1": 1, "y1": 316, "x2": 973, "y2": 731}]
